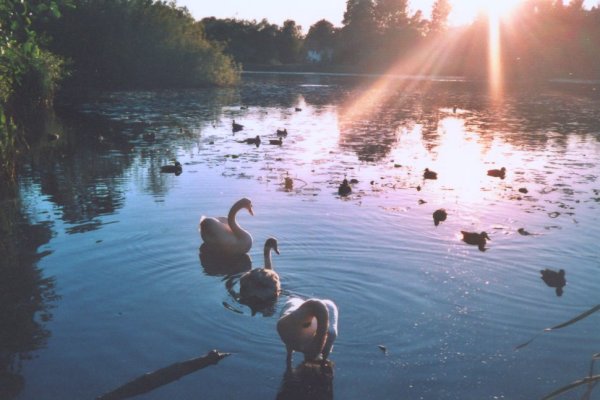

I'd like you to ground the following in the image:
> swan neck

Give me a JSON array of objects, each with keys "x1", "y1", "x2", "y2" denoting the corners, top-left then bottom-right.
[
  {"x1": 227, "y1": 201, "x2": 244, "y2": 236},
  {"x1": 303, "y1": 300, "x2": 329, "y2": 360},
  {"x1": 264, "y1": 246, "x2": 273, "y2": 270}
]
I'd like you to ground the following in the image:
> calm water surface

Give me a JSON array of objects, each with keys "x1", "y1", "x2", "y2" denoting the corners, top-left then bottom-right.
[{"x1": 2, "y1": 74, "x2": 600, "y2": 399}]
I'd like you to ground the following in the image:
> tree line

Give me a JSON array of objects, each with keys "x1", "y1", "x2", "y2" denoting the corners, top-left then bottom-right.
[{"x1": 202, "y1": 0, "x2": 600, "y2": 81}]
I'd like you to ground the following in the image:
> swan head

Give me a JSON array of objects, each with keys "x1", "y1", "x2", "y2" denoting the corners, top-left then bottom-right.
[
  {"x1": 237, "y1": 198, "x2": 254, "y2": 216},
  {"x1": 265, "y1": 237, "x2": 280, "y2": 255}
]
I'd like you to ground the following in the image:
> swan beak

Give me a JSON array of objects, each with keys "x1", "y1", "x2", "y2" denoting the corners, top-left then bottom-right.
[
  {"x1": 274, "y1": 247, "x2": 280, "y2": 255},
  {"x1": 247, "y1": 205, "x2": 254, "y2": 216}
]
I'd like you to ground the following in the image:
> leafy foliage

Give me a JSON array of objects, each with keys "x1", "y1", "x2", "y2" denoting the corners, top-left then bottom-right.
[{"x1": 41, "y1": 0, "x2": 240, "y2": 89}]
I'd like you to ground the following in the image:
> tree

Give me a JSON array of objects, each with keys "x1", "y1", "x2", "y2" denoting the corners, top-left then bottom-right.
[
  {"x1": 278, "y1": 20, "x2": 303, "y2": 63},
  {"x1": 429, "y1": 0, "x2": 452, "y2": 34},
  {"x1": 305, "y1": 19, "x2": 337, "y2": 51}
]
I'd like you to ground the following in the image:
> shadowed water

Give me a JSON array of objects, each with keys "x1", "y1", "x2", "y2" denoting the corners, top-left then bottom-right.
[{"x1": 2, "y1": 74, "x2": 600, "y2": 399}]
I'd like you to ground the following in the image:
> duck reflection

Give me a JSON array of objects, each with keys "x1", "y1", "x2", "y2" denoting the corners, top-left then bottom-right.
[
  {"x1": 198, "y1": 243, "x2": 252, "y2": 276},
  {"x1": 276, "y1": 361, "x2": 334, "y2": 400}
]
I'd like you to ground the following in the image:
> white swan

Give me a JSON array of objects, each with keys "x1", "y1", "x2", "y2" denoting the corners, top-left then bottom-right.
[
  {"x1": 199, "y1": 198, "x2": 254, "y2": 255},
  {"x1": 239, "y1": 238, "x2": 281, "y2": 302},
  {"x1": 277, "y1": 297, "x2": 339, "y2": 367}
]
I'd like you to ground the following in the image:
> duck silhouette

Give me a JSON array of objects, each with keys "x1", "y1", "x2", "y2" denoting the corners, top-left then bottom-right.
[
  {"x1": 487, "y1": 167, "x2": 506, "y2": 179},
  {"x1": 540, "y1": 269, "x2": 566, "y2": 296},
  {"x1": 338, "y1": 179, "x2": 351, "y2": 196},
  {"x1": 423, "y1": 168, "x2": 438, "y2": 180},
  {"x1": 433, "y1": 209, "x2": 447, "y2": 226},
  {"x1": 276, "y1": 129, "x2": 288, "y2": 137},
  {"x1": 238, "y1": 135, "x2": 261, "y2": 147},
  {"x1": 232, "y1": 120, "x2": 244, "y2": 132},
  {"x1": 461, "y1": 231, "x2": 490, "y2": 251},
  {"x1": 160, "y1": 161, "x2": 182, "y2": 175},
  {"x1": 269, "y1": 137, "x2": 283, "y2": 145}
]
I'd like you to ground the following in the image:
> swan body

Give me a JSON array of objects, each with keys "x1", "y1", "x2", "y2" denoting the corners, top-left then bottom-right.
[
  {"x1": 461, "y1": 231, "x2": 490, "y2": 251},
  {"x1": 199, "y1": 198, "x2": 254, "y2": 255},
  {"x1": 277, "y1": 297, "x2": 339, "y2": 367},
  {"x1": 239, "y1": 238, "x2": 281, "y2": 302}
]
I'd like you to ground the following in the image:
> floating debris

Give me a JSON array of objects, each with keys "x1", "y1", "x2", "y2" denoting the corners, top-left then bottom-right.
[{"x1": 378, "y1": 345, "x2": 388, "y2": 355}]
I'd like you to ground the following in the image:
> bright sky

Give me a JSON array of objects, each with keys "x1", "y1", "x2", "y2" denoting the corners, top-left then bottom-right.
[{"x1": 179, "y1": 0, "x2": 597, "y2": 31}]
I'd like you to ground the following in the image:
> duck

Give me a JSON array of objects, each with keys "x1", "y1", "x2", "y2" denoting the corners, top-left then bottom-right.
[
  {"x1": 295, "y1": 107, "x2": 302, "y2": 112},
  {"x1": 540, "y1": 269, "x2": 566, "y2": 296},
  {"x1": 487, "y1": 167, "x2": 506, "y2": 179},
  {"x1": 269, "y1": 137, "x2": 283, "y2": 145},
  {"x1": 338, "y1": 178, "x2": 351, "y2": 196},
  {"x1": 199, "y1": 198, "x2": 254, "y2": 255},
  {"x1": 239, "y1": 238, "x2": 281, "y2": 302},
  {"x1": 276, "y1": 128, "x2": 288, "y2": 137},
  {"x1": 160, "y1": 161, "x2": 182, "y2": 175},
  {"x1": 423, "y1": 168, "x2": 438, "y2": 180},
  {"x1": 461, "y1": 231, "x2": 490, "y2": 251},
  {"x1": 277, "y1": 297, "x2": 339, "y2": 368},
  {"x1": 238, "y1": 135, "x2": 261, "y2": 146},
  {"x1": 433, "y1": 209, "x2": 447, "y2": 226},
  {"x1": 232, "y1": 120, "x2": 244, "y2": 132}
]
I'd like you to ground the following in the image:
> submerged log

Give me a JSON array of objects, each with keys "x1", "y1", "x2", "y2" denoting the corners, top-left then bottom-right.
[{"x1": 96, "y1": 350, "x2": 230, "y2": 400}]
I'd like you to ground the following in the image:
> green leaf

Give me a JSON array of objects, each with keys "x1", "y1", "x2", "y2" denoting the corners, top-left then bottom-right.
[{"x1": 50, "y1": 3, "x2": 61, "y2": 18}]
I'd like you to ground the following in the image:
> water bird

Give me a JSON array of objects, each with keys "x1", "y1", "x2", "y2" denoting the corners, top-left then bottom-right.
[
  {"x1": 199, "y1": 198, "x2": 254, "y2": 255},
  {"x1": 269, "y1": 137, "x2": 283, "y2": 145},
  {"x1": 160, "y1": 161, "x2": 182, "y2": 175},
  {"x1": 239, "y1": 238, "x2": 281, "y2": 302},
  {"x1": 518, "y1": 187, "x2": 528, "y2": 194},
  {"x1": 423, "y1": 168, "x2": 438, "y2": 180},
  {"x1": 338, "y1": 179, "x2": 351, "y2": 196},
  {"x1": 487, "y1": 167, "x2": 506, "y2": 179},
  {"x1": 237, "y1": 135, "x2": 261, "y2": 146},
  {"x1": 540, "y1": 269, "x2": 566, "y2": 296},
  {"x1": 276, "y1": 128, "x2": 288, "y2": 137},
  {"x1": 461, "y1": 231, "x2": 490, "y2": 251},
  {"x1": 295, "y1": 107, "x2": 302, "y2": 112},
  {"x1": 433, "y1": 209, "x2": 447, "y2": 226},
  {"x1": 277, "y1": 297, "x2": 339, "y2": 368},
  {"x1": 232, "y1": 120, "x2": 244, "y2": 132}
]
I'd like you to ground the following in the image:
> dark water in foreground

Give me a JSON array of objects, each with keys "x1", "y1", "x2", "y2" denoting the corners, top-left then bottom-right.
[{"x1": 2, "y1": 74, "x2": 600, "y2": 399}]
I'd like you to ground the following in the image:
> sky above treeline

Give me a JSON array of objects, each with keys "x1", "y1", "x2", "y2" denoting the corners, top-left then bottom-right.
[{"x1": 181, "y1": 0, "x2": 597, "y2": 31}]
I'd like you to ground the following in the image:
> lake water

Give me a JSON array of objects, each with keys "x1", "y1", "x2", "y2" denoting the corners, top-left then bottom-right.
[{"x1": 2, "y1": 73, "x2": 600, "y2": 399}]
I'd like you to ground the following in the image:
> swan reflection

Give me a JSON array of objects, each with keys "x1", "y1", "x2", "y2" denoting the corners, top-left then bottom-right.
[
  {"x1": 276, "y1": 361, "x2": 334, "y2": 400},
  {"x1": 199, "y1": 244, "x2": 252, "y2": 276}
]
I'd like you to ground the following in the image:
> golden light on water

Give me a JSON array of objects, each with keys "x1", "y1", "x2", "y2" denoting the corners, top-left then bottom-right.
[{"x1": 487, "y1": 14, "x2": 503, "y2": 101}]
